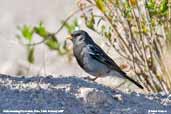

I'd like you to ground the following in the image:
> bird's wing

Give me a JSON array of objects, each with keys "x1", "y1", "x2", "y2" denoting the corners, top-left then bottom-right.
[
  {"x1": 87, "y1": 44, "x2": 144, "y2": 89},
  {"x1": 88, "y1": 44, "x2": 143, "y2": 89},
  {"x1": 88, "y1": 44, "x2": 126, "y2": 75}
]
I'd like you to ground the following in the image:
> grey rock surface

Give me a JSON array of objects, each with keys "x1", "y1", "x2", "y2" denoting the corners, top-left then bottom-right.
[{"x1": 0, "y1": 74, "x2": 170, "y2": 114}]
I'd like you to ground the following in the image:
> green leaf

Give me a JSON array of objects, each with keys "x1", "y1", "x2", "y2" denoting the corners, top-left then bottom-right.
[
  {"x1": 124, "y1": 6, "x2": 132, "y2": 18},
  {"x1": 45, "y1": 35, "x2": 59, "y2": 50},
  {"x1": 141, "y1": 21, "x2": 148, "y2": 33},
  {"x1": 73, "y1": 19, "x2": 79, "y2": 27},
  {"x1": 86, "y1": 14, "x2": 95, "y2": 30},
  {"x1": 96, "y1": 0, "x2": 106, "y2": 13},
  {"x1": 160, "y1": 0, "x2": 168, "y2": 14},
  {"x1": 101, "y1": 25, "x2": 105, "y2": 33},
  {"x1": 21, "y1": 25, "x2": 33, "y2": 41},
  {"x1": 63, "y1": 22, "x2": 73, "y2": 33},
  {"x1": 63, "y1": 19, "x2": 79, "y2": 33},
  {"x1": 27, "y1": 47, "x2": 34, "y2": 64},
  {"x1": 146, "y1": 0, "x2": 157, "y2": 16},
  {"x1": 104, "y1": 31, "x2": 111, "y2": 40},
  {"x1": 34, "y1": 22, "x2": 48, "y2": 37}
]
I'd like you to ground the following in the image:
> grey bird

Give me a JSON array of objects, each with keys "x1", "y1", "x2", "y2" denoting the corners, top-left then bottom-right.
[{"x1": 66, "y1": 30, "x2": 143, "y2": 89}]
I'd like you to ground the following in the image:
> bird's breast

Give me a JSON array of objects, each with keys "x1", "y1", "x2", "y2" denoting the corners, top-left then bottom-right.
[{"x1": 73, "y1": 45, "x2": 110, "y2": 77}]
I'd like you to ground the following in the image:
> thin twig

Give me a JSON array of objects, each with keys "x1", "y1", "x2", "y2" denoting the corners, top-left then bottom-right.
[
  {"x1": 54, "y1": 5, "x2": 94, "y2": 35},
  {"x1": 25, "y1": 5, "x2": 94, "y2": 46}
]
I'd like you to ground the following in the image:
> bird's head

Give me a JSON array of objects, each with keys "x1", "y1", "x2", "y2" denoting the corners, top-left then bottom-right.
[{"x1": 66, "y1": 30, "x2": 93, "y2": 46}]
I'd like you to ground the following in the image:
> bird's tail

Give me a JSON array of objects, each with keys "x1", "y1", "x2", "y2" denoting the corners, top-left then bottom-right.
[{"x1": 124, "y1": 74, "x2": 144, "y2": 89}]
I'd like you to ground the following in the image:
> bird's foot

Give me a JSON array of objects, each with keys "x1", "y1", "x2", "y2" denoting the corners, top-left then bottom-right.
[{"x1": 84, "y1": 76, "x2": 98, "y2": 81}]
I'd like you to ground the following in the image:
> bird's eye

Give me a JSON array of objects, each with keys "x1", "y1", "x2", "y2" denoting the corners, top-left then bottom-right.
[{"x1": 78, "y1": 37, "x2": 83, "y2": 41}]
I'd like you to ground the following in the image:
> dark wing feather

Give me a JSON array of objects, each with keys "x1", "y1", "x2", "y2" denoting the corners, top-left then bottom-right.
[
  {"x1": 88, "y1": 44, "x2": 126, "y2": 75},
  {"x1": 88, "y1": 44, "x2": 143, "y2": 89}
]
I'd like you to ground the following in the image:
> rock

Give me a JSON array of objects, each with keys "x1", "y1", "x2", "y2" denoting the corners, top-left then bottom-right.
[
  {"x1": 79, "y1": 88, "x2": 108, "y2": 105},
  {"x1": 0, "y1": 74, "x2": 170, "y2": 114},
  {"x1": 112, "y1": 94, "x2": 123, "y2": 102}
]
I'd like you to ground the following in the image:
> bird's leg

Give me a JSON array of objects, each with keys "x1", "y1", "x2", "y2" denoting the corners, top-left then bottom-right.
[{"x1": 84, "y1": 76, "x2": 98, "y2": 81}]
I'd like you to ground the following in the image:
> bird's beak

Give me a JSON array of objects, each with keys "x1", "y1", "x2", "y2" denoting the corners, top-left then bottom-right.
[{"x1": 66, "y1": 34, "x2": 73, "y2": 40}]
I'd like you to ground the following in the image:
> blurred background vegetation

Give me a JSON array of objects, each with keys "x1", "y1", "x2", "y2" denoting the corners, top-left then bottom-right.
[{"x1": 0, "y1": 0, "x2": 171, "y2": 93}]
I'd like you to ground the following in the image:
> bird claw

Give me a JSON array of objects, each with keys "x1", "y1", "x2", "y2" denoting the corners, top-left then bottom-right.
[{"x1": 84, "y1": 76, "x2": 98, "y2": 81}]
